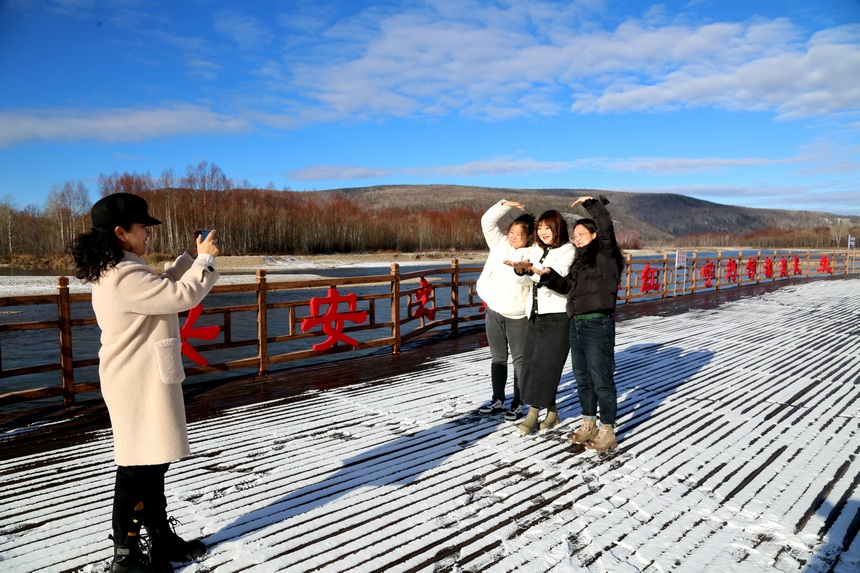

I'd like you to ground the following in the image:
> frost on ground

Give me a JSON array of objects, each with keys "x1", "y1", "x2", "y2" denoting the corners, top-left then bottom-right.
[{"x1": 0, "y1": 279, "x2": 858, "y2": 572}]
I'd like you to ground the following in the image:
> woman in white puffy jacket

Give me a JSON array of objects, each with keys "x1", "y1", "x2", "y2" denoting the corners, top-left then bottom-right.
[
  {"x1": 506, "y1": 210, "x2": 575, "y2": 434},
  {"x1": 475, "y1": 199, "x2": 535, "y2": 420}
]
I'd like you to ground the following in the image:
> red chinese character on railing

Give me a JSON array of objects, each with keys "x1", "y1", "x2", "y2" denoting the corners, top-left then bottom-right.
[
  {"x1": 745, "y1": 257, "x2": 758, "y2": 279},
  {"x1": 793, "y1": 256, "x2": 802, "y2": 275},
  {"x1": 764, "y1": 257, "x2": 774, "y2": 279},
  {"x1": 478, "y1": 301, "x2": 487, "y2": 315},
  {"x1": 300, "y1": 286, "x2": 368, "y2": 351},
  {"x1": 413, "y1": 277, "x2": 437, "y2": 321},
  {"x1": 725, "y1": 259, "x2": 738, "y2": 282},
  {"x1": 817, "y1": 255, "x2": 833, "y2": 274},
  {"x1": 701, "y1": 261, "x2": 715, "y2": 287},
  {"x1": 640, "y1": 263, "x2": 660, "y2": 293},
  {"x1": 180, "y1": 303, "x2": 221, "y2": 366},
  {"x1": 778, "y1": 257, "x2": 789, "y2": 278}
]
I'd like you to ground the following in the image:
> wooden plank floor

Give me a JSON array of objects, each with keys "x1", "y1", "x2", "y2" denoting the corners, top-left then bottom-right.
[{"x1": 1, "y1": 278, "x2": 858, "y2": 572}]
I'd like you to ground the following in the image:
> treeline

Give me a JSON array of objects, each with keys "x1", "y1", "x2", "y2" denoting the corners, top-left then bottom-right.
[
  {"x1": 0, "y1": 162, "x2": 494, "y2": 261},
  {"x1": 678, "y1": 226, "x2": 857, "y2": 249},
  {"x1": 1, "y1": 188, "x2": 490, "y2": 260},
  {"x1": 1, "y1": 162, "x2": 856, "y2": 265}
]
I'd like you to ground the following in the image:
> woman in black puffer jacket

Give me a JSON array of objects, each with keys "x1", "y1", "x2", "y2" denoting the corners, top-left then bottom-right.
[{"x1": 537, "y1": 195, "x2": 624, "y2": 451}]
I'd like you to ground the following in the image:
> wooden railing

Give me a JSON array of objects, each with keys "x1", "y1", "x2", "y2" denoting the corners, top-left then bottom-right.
[
  {"x1": 0, "y1": 261, "x2": 485, "y2": 408},
  {"x1": 619, "y1": 248, "x2": 857, "y2": 302},
  {"x1": 1, "y1": 249, "x2": 856, "y2": 408}
]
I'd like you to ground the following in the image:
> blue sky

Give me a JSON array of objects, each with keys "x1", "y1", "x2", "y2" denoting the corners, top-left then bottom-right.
[{"x1": 1, "y1": 0, "x2": 859, "y2": 217}]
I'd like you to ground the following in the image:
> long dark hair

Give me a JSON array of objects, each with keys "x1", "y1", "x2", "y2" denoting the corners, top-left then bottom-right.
[
  {"x1": 535, "y1": 210, "x2": 569, "y2": 248},
  {"x1": 572, "y1": 218, "x2": 625, "y2": 275},
  {"x1": 67, "y1": 227, "x2": 126, "y2": 283}
]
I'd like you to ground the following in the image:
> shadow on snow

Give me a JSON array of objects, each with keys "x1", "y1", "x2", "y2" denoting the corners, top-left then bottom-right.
[{"x1": 204, "y1": 342, "x2": 715, "y2": 558}]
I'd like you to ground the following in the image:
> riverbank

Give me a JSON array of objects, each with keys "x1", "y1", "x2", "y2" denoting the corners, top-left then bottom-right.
[
  {"x1": 0, "y1": 247, "x2": 762, "y2": 297},
  {"x1": 214, "y1": 251, "x2": 489, "y2": 272},
  {"x1": 0, "y1": 251, "x2": 491, "y2": 297}
]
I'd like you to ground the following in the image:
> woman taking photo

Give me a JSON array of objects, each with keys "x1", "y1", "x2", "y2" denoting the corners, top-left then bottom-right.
[
  {"x1": 537, "y1": 195, "x2": 624, "y2": 451},
  {"x1": 69, "y1": 193, "x2": 220, "y2": 572},
  {"x1": 505, "y1": 210, "x2": 574, "y2": 435},
  {"x1": 475, "y1": 199, "x2": 535, "y2": 421}
]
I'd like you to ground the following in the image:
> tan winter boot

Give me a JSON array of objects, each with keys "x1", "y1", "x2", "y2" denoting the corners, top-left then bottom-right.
[
  {"x1": 517, "y1": 407, "x2": 540, "y2": 435},
  {"x1": 568, "y1": 418, "x2": 598, "y2": 444},
  {"x1": 586, "y1": 424, "x2": 618, "y2": 452},
  {"x1": 539, "y1": 405, "x2": 559, "y2": 431}
]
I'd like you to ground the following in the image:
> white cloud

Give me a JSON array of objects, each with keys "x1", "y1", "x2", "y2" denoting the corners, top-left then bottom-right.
[
  {"x1": 275, "y1": 5, "x2": 860, "y2": 122},
  {"x1": 586, "y1": 156, "x2": 807, "y2": 174},
  {"x1": 213, "y1": 9, "x2": 274, "y2": 51},
  {"x1": 286, "y1": 165, "x2": 397, "y2": 180},
  {"x1": 614, "y1": 183, "x2": 860, "y2": 215},
  {"x1": 285, "y1": 156, "x2": 574, "y2": 181},
  {"x1": 6, "y1": 2, "x2": 860, "y2": 143},
  {"x1": 0, "y1": 105, "x2": 251, "y2": 146},
  {"x1": 284, "y1": 152, "x2": 821, "y2": 182},
  {"x1": 576, "y1": 35, "x2": 860, "y2": 118}
]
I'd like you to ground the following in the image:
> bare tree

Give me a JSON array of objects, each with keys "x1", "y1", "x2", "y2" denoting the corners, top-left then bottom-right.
[
  {"x1": 46, "y1": 181, "x2": 88, "y2": 250},
  {"x1": 0, "y1": 195, "x2": 18, "y2": 257},
  {"x1": 98, "y1": 171, "x2": 154, "y2": 197},
  {"x1": 831, "y1": 220, "x2": 851, "y2": 248}
]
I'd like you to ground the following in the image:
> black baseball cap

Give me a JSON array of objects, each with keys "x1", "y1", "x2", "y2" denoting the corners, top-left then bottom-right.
[{"x1": 91, "y1": 193, "x2": 162, "y2": 229}]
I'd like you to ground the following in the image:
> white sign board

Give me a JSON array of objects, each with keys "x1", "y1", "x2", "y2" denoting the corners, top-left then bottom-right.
[
  {"x1": 675, "y1": 250, "x2": 688, "y2": 268},
  {"x1": 849, "y1": 235, "x2": 856, "y2": 249}
]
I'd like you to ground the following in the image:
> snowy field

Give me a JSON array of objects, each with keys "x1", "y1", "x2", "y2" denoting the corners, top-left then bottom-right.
[{"x1": 1, "y1": 278, "x2": 858, "y2": 572}]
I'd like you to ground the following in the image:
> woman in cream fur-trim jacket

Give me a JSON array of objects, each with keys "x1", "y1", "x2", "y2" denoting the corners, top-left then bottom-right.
[{"x1": 69, "y1": 193, "x2": 218, "y2": 572}]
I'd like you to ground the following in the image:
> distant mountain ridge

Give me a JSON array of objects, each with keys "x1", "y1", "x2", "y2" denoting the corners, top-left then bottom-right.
[{"x1": 328, "y1": 184, "x2": 860, "y2": 242}]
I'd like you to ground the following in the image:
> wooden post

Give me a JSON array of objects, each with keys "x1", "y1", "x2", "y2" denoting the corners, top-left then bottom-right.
[
  {"x1": 391, "y1": 263, "x2": 401, "y2": 354},
  {"x1": 690, "y1": 252, "x2": 699, "y2": 294},
  {"x1": 57, "y1": 277, "x2": 75, "y2": 407},
  {"x1": 716, "y1": 251, "x2": 723, "y2": 290},
  {"x1": 256, "y1": 269, "x2": 269, "y2": 377},
  {"x1": 771, "y1": 250, "x2": 777, "y2": 282},
  {"x1": 623, "y1": 253, "x2": 632, "y2": 303},
  {"x1": 660, "y1": 253, "x2": 669, "y2": 299},
  {"x1": 450, "y1": 259, "x2": 459, "y2": 336}
]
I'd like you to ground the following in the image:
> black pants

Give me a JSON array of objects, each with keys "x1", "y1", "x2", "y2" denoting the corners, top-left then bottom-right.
[
  {"x1": 519, "y1": 313, "x2": 571, "y2": 408},
  {"x1": 112, "y1": 463, "x2": 170, "y2": 540}
]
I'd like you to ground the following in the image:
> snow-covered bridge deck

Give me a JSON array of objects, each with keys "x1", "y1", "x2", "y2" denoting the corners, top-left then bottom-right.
[{"x1": 1, "y1": 278, "x2": 859, "y2": 572}]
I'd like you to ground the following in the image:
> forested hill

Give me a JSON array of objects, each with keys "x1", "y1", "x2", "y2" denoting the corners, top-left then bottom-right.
[{"x1": 328, "y1": 184, "x2": 860, "y2": 243}]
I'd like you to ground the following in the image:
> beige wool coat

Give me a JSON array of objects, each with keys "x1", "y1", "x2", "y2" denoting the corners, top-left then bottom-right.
[{"x1": 92, "y1": 251, "x2": 219, "y2": 466}]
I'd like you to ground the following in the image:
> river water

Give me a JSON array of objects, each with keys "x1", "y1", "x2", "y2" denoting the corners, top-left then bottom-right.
[{"x1": 0, "y1": 262, "x2": 485, "y2": 403}]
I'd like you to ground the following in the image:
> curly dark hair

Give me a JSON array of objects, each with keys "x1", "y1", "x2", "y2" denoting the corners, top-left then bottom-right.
[{"x1": 67, "y1": 227, "x2": 126, "y2": 283}]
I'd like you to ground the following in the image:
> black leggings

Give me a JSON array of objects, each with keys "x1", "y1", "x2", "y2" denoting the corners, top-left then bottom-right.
[{"x1": 112, "y1": 463, "x2": 170, "y2": 539}]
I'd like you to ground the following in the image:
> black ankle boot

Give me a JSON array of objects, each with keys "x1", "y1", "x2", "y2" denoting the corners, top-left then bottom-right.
[
  {"x1": 111, "y1": 542, "x2": 174, "y2": 573},
  {"x1": 111, "y1": 503, "x2": 174, "y2": 573},
  {"x1": 146, "y1": 517, "x2": 207, "y2": 563}
]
